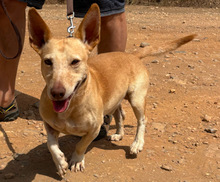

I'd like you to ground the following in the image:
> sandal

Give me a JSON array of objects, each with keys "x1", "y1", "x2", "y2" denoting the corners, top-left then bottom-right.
[{"x1": 0, "y1": 99, "x2": 19, "y2": 122}]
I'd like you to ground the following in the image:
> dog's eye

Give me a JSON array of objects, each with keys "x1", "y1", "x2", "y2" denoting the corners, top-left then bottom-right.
[
  {"x1": 71, "y1": 59, "x2": 80, "y2": 65},
  {"x1": 44, "y1": 59, "x2": 53, "y2": 66}
]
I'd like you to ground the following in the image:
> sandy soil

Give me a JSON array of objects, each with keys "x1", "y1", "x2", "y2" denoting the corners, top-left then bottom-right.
[{"x1": 0, "y1": 4, "x2": 220, "y2": 182}]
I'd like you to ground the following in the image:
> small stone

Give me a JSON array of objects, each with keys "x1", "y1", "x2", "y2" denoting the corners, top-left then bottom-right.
[
  {"x1": 13, "y1": 153, "x2": 20, "y2": 160},
  {"x1": 141, "y1": 26, "x2": 147, "y2": 29},
  {"x1": 168, "y1": 139, "x2": 177, "y2": 144},
  {"x1": 202, "y1": 141, "x2": 209, "y2": 145},
  {"x1": 213, "y1": 59, "x2": 219, "y2": 62},
  {"x1": 160, "y1": 164, "x2": 172, "y2": 171},
  {"x1": 93, "y1": 174, "x2": 99, "y2": 178},
  {"x1": 151, "y1": 60, "x2": 159, "y2": 64},
  {"x1": 175, "y1": 51, "x2": 186, "y2": 54},
  {"x1": 188, "y1": 64, "x2": 195, "y2": 69},
  {"x1": 40, "y1": 127, "x2": 47, "y2": 136},
  {"x1": 169, "y1": 89, "x2": 176, "y2": 93},
  {"x1": 166, "y1": 73, "x2": 171, "y2": 77},
  {"x1": 204, "y1": 128, "x2": 217, "y2": 134},
  {"x1": 193, "y1": 39, "x2": 200, "y2": 42},
  {"x1": 193, "y1": 142, "x2": 199, "y2": 147},
  {"x1": 28, "y1": 120, "x2": 37, "y2": 125},
  {"x1": 153, "y1": 103, "x2": 158, "y2": 108},
  {"x1": 4, "y1": 173, "x2": 15, "y2": 179},
  {"x1": 140, "y1": 42, "x2": 150, "y2": 48},
  {"x1": 201, "y1": 115, "x2": 212, "y2": 122},
  {"x1": 177, "y1": 158, "x2": 185, "y2": 164}
]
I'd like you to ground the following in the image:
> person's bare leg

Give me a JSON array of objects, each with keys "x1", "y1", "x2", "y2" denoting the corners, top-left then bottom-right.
[
  {"x1": 95, "y1": 12, "x2": 127, "y2": 140},
  {"x1": 98, "y1": 12, "x2": 127, "y2": 54},
  {"x1": 0, "y1": 0, "x2": 26, "y2": 108}
]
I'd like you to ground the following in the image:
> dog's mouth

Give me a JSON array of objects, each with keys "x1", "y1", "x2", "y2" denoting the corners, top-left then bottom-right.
[
  {"x1": 52, "y1": 96, "x2": 71, "y2": 113},
  {"x1": 51, "y1": 75, "x2": 87, "y2": 113}
]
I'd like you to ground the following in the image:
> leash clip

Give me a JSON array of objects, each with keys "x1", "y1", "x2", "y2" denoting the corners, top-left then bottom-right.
[{"x1": 67, "y1": 13, "x2": 76, "y2": 37}]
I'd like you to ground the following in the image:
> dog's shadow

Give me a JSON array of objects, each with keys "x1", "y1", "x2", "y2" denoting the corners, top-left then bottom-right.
[
  {"x1": 1, "y1": 91, "x2": 136, "y2": 181},
  {"x1": 0, "y1": 132, "x2": 136, "y2": 181},
  {"x1": 15, "y1": 90, "x2": 42, "y2": 121}
]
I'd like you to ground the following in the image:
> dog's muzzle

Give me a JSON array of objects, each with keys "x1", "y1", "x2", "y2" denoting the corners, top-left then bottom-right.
[{"x1": 51, "y1": 75, "x2": 87, "y2": 113}]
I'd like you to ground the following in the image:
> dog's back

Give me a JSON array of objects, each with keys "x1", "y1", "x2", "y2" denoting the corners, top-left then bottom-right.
[{"x1": 88, "y1": 52, "x2": 149, "y2": 115}]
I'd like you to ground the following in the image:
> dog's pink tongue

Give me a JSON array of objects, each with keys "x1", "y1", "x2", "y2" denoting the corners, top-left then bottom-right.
[{"x1": 52, "y1": 100, "x2": 69, "y2": 113}]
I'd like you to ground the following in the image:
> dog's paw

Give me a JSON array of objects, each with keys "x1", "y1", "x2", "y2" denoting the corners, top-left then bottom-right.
[
  {"x1": 57, "y1": 160, "x2": 68, "y2": 178},
  {"x1": 69, "y1": 153, "x2": 85, "y2": 172},
  {"x1": 69, "y1": 159, "x2": 85, "y2": 172},
  {"x1": 130, "y1": 140, "x2": 144, "y2": 155},
  {"x1": 53, "y1": 152, "x2": 68, "y2": 178},
  {"x1": 108, "y1": 134, "x2": 123, "y2": 141}
]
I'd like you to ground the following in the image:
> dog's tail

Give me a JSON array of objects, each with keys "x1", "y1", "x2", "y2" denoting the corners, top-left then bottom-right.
[{"x1": 133, "y1": 34, "x2": 197, "y2": 59}]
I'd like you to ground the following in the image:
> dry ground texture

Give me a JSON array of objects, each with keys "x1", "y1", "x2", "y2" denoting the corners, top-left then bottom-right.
[{"x1": 0, "y1": 4, "x2": 220, "y2": 182}]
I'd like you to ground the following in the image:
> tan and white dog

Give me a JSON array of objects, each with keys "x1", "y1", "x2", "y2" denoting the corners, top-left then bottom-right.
[{"x1": 28, "y1": 4, "x2": 196, "y2": 177}]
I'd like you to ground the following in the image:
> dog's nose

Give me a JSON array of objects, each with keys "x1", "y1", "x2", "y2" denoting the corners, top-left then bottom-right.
[{"x1": 51, "y1": 83, "x2": 66, "y2": 100}]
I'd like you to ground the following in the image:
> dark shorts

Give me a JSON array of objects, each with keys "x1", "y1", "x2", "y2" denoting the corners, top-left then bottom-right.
[
  {"x1": 18, "y1": 0, "x2": 45, "y2": 9},
  {"x1": 73, "y1": 0, "x2": 125, "y2": 17}
]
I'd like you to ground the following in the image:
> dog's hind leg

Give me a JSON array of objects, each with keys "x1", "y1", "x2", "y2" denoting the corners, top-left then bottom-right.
[
  {"x1": 128, "y1": 89, "x2": 148, "y2": 155},
  {"x1": 44, "y1": 122, "x2": 68, "y2": 178},
  {"x1": 108, "y1": 104, "x2": 125, "y2": 141}
]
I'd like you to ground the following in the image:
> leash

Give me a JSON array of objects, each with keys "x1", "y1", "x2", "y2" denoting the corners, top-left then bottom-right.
[
  {"x1": 0, "y1": 0, "x2": 22, "y2": 60},
  {"x1": 66, "y1": 0, "x2": 76, "y2": 37}
]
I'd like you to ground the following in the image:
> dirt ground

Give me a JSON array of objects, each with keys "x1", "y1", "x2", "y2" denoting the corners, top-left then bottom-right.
[{"x1": 0, "y1": 4, "x2": 220, "y2": 182}]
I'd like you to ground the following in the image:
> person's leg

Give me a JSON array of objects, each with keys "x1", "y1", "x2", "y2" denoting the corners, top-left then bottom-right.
[
  {"x1": 0, "y1": 0, "x2": 26, "y2": 118},
  {"x1": 94, "y1": 12, "x2": 127, "y2": 140},
  {"x1": 98, "y1": 12, "x2": 127, "y2": 54}
]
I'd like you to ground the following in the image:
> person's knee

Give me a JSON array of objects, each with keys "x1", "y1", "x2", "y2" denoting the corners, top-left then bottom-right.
[{"x1": 101, "y1": 12, "x2": 126, "y2": 28}]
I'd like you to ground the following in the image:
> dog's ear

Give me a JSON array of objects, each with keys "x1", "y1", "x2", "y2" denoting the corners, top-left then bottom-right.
[
  {"x1": 75, "y1": 3, "x2": 101, "y2": 51},
  {"x1": 28, "y1": 8, "x2": 52, "y2": 53}
]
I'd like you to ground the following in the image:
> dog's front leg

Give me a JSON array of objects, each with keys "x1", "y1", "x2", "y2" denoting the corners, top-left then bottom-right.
[
  {"x1": 69, "y1": 128, "x2": 100, "y2": 172},
  {"x1": 44, "y1": 122, "x2": 68, "y2": 178}
]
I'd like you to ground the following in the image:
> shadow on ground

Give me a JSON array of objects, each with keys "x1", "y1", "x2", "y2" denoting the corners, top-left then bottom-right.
[
  {"x1": 0, "y1": 133, "x2": 136, "y2": 181},
  {"x1": 15, "y1": 90, "x2": 41, "y2": 121}
]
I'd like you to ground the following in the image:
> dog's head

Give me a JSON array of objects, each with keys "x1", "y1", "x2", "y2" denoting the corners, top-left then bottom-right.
[{"x1": 28, "y1": 4, "x2": 100, "y2": 113}]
